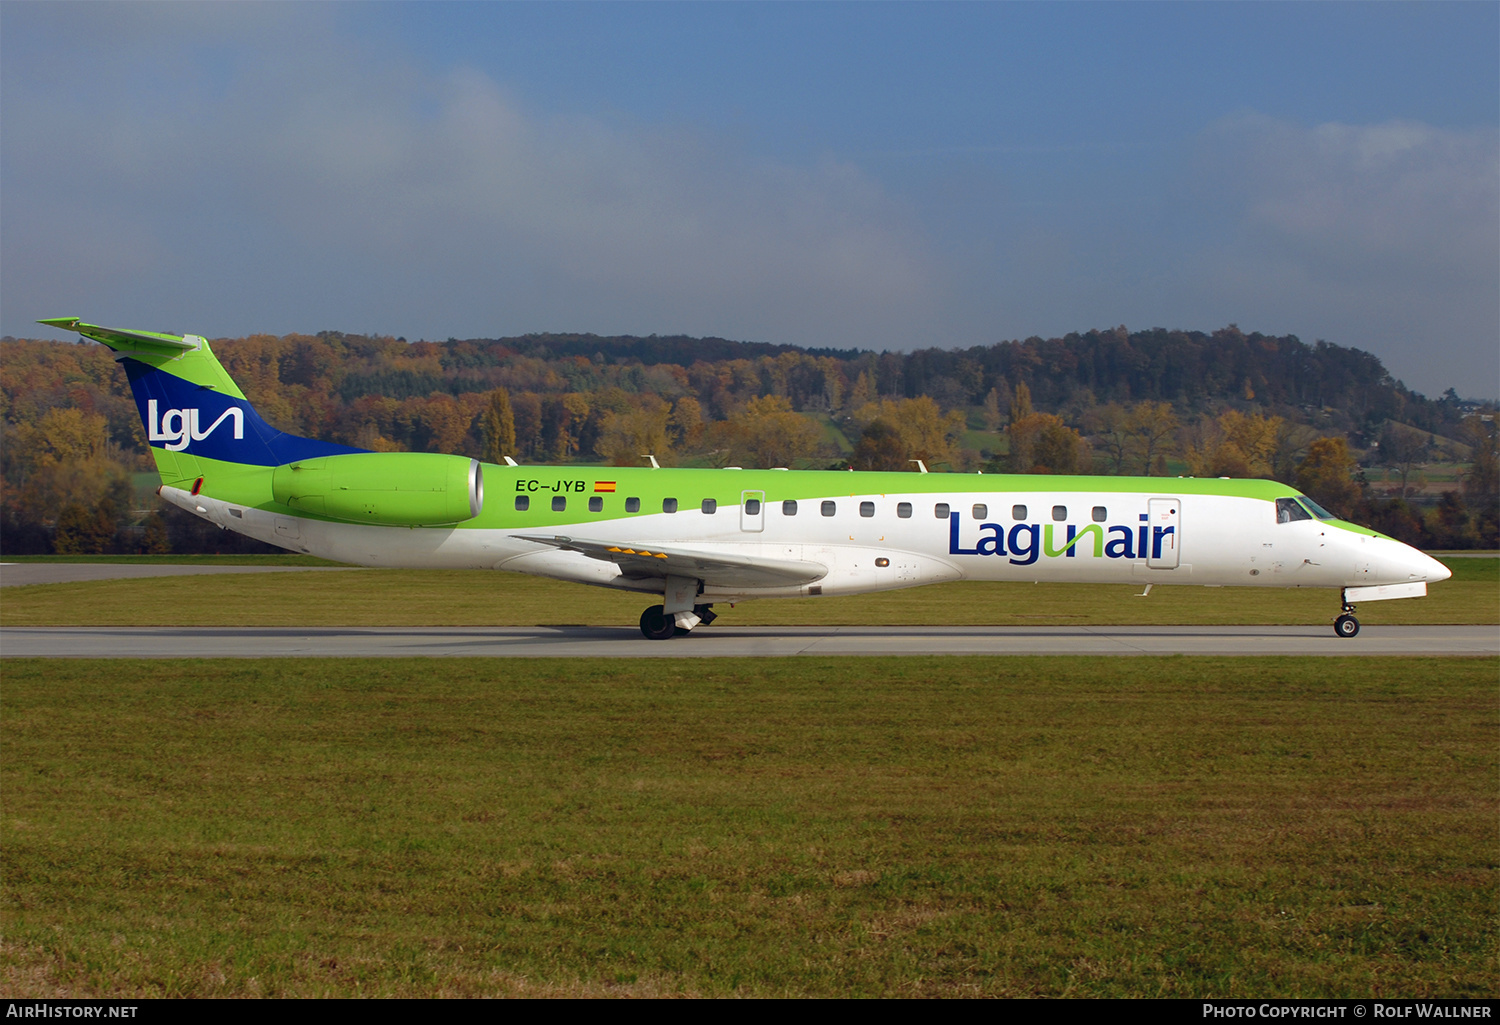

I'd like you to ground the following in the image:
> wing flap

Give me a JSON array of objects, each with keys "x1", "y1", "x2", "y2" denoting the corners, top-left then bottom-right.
[{"x1": 512, "y1": 534, "x2": 827, "y2": 588}]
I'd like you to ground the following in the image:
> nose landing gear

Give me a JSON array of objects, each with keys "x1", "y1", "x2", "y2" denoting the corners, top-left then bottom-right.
[{"x1": 1334, "y1": 593, "x2": 1359, "y2": 638}]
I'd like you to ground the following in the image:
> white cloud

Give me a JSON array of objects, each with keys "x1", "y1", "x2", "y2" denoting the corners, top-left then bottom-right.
[
  {"x1": 1209, "y1": 114, "x2": 1496, "y2": 286},
  {"x1": 2, "y1": 11, "x2": 937, "y2": 348},
  {"x1": 1186, "y1": 113, "x2": 1499, "y2": 395}
]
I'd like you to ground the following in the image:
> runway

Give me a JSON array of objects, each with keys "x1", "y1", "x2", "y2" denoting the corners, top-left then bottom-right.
[{"x1": 2, "y1": 624, "x2": 1494, "y2": 658}]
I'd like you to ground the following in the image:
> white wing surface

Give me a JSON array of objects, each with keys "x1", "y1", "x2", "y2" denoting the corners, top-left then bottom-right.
[{"x1": 510, "y1": 534, "x2": 827, "y2": 588}]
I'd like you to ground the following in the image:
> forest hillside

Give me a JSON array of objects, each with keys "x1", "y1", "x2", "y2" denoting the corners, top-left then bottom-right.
[{"x1": 3, "y1": 324, "x2": 1495, "y2": 553}]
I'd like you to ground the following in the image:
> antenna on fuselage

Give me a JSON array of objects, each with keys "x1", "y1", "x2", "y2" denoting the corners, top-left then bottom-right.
[
  {"x1": 503, "y1": 456, "x2": 518, "y2": 467},
  {"x1": 642, "y1": 454, "x2": 660, "y2": 469},
  {"x1": 910, "y1": 459, "x2": 928, "y2": 474}
]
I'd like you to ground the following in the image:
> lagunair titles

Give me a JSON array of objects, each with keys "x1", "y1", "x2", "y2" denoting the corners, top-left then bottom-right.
[{"x1": 40, "y1": 318, "x2": 1452, "y2": 640}]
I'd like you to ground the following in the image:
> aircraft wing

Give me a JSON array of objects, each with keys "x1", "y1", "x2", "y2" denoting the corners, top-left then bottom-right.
[{"x1": 511, "y1": 534, "x2": 828, "y2": 588}]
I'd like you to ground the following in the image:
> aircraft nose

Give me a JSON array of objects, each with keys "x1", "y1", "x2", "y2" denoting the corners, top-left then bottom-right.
[
  {"x1": 1395, "y1": 543, "x2": 1451, "y2": 583},
  {"x1": 1424, "y1": 552, "x2": 1452, "y2": 583}
]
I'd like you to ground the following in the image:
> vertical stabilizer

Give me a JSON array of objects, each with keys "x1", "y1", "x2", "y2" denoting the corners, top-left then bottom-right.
[{"x1": 38, "y1": 319, "x2": 363, "y2": 486}]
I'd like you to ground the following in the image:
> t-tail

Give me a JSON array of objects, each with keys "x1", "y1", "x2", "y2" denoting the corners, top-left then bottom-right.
[
  {"x1": 39, "y1": 318, "x2": 362, "y2": 488},
  {"x1": 38, "y1": 319, "x2": 483, "y2": 536}
]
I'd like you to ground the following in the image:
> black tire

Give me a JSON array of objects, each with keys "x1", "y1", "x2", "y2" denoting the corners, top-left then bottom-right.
[
  {"x1": 639, "y1": 604, "x2": 676, "y2": 640},
  {"x1": 1334, "y1": 614, "x2": 1360, "y2": 639}
]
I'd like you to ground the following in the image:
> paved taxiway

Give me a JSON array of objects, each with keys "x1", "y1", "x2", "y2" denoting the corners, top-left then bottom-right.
[
  {"x1": 3, "y1": 624, "x2": 1494, "y2": 658},
  {"x1": 0, "y1": 564, "x2": 359, "y2": 587}
]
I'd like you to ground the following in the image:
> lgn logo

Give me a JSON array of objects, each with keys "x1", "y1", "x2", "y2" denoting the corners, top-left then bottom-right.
[{"x1": 148, "y1": 399, "x2": 243, "y2": 451}]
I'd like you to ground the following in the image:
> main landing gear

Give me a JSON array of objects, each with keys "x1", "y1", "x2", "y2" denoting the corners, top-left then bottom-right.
[
  {"x1": 638, "y1": 603, "x2": 717, "y2": 640},
  {"x1": 1334, "y1": 594, "x2": 1360, "y2": 639}
]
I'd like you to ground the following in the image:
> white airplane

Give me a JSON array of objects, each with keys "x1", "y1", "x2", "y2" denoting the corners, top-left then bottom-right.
[{"x1": 41, "y1": 318, "x2": 1452, "y2": 639}]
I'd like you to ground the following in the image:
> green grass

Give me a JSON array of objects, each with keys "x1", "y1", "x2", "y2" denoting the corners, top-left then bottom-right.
[
  {"x1": 2, "y1": 558, "x2": 1493, "y2": 627},
  {"x1": 2, "y1": 657, "x2": 1494, "y2": 997}
]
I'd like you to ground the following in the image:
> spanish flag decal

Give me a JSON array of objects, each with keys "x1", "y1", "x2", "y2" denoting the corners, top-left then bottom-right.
[{"x1": 594, "y1": 481, "x2": 617, "y2": 493}]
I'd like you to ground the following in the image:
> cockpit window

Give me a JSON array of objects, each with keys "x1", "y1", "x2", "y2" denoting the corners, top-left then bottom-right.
[
  {"x1": 1276, "y1": 497, "x2": 1312, "y2": 524},
  {"x1": 1299, "y1": 496, "x2": 1336, "y2": 520}
]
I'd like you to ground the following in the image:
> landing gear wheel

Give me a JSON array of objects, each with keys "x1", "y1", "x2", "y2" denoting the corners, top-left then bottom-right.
[
  {"x1": 1334, "y1": 614, "x2": 1360, "y2": 639},
  {"x1": 639, "y1": 604, "x2": 676, "y2": 640}
]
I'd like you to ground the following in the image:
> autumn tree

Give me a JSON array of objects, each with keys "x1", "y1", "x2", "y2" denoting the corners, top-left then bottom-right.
[
  {"x1": 138, "y1": 512, "x2": 172, "y2": 555},
  {"x1": 1126, "y1": 401, "x2": 1178, "y2": 476},
  {"x1": 669, "y1": 396, "x2": 706, "y2": 454},
  {"x1": 1270, "y1": 420, "x2": 1320, "y2": 484},
  {"x1": 1378, "y1": 421, "x2": 1430, "y2": 497},
  {"x1": 1087, "y1": 403, "x2": 1131, "y2": 474},
  {"x1": 724, "y1": 396, "x2": 822, "y2": 468},
  {"x1": 1033, "y1": 417, "x2": 1088, "y2": 474},
  {"x1": 856, "y1": 396, "x2": 966, "y2": 469},
  {"x1": 511, "y1": 393, "x2": 543, "y2": 457},
  {"x1": 1, "y1": 408, "x2": 134, "y2": 551},
  {"x1": 402, "y1": 394, "x2": 472, "y2": 455},
  {"x1": 1296, "y1": 436, "x2": 1362, "y2": 518},
  {"x1": 1183, "y1": 411, "x2": 1283, "y2": 479},
  {"x1": 845, "y1": 370, "x2": 875, "y2": 414},
  {"x1": 851, "y1": 420, "x2": 908, "y2": 471},
  {"x1": 1005, "y1": 382, "x2": 1040, "y2": 472},
  {"x1": 1461, "y1": 417, "x2": 1499, "y2": 545},
  {"x1": 480, "y1": 388, "x2": 516, "y2": 464},
  {"x1": 981, "y1": 386, "x2": 1006, "y2": 433},
  {"x1": 596, "y1": 397, "x2": 674, "y2": 467},
  {"x1": 53, "y1": 494, "x2": 123, "y2": 554}
]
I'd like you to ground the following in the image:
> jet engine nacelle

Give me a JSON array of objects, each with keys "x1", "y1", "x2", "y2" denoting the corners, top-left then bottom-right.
[{"x1": 272, "y1": 452, "x2": 483, "y2": 526}]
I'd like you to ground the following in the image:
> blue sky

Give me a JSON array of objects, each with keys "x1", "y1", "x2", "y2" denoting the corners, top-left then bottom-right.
[{"x1": 3, "y1": 1, "x2": 1496, "y2": 397}]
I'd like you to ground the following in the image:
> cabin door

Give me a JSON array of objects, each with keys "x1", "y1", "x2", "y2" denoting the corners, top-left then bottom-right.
[
  {"x1": 1147, "y1": 498, "x2": 1180, "y2": 569},
  {"x1": 740, "y1": 490, "x2": 766, "y2": 533}
]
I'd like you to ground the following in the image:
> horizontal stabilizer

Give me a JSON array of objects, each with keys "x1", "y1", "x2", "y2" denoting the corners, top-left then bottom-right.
[
  {"x1": 512, "y1": 534, "x2": 828, "y2": 588},
  {"x1": 38, "y1": 318, "x2": 201, "y2": 352}
]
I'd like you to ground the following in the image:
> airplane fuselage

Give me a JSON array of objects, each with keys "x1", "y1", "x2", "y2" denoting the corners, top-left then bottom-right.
[
  {"x1": 37, "y1": 317, "x2": 1450, "y2": 641},
  {"x1": 160, "y1": 464, "x2": 1447, "y2": 603}
]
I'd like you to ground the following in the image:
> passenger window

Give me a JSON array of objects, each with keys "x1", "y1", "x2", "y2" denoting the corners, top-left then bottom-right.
[
  {"x1": 972, "y1": 504, "x2": 987, "y2": 520},
  {"x1": 1276, "y1": 497, "x2": 1312, "y2": 523},
  {"x1": 783, "y1": 500, "x2": 798, "y2": 516},
  {"x1": 1012, "y1": 505, "x2": 1027, "y2": 520},
  {"x1": 897, "y1": 502, "x2": 912, "y2": 518},
  {"x1": 934, "y1": 503, "x2": 950, "y2": 518},
  {"x1": 515, "y1": 495, "x2": 529, "y2": 511},
  {"x1": 552, "y1": 496, "x2": 566, "y2": 512},
  {"x1": 663, "y1": 498, "x2": 678, "y2": 514},
  {"x1": 821, "y1": 501, "x2": 836, "y2": 517},
  {"x1": 702, "y1": 498, "x2": 717, "y2": 514},
  {"x1": 625, "y1": 497, "x2": 640, "y2": 513},
  {"x1": 860, "y1": 501, "x2": 875, "y2": 517},
  {"x1": 589, "y1": 497, "x2": 603, "y2": 513},
  {"x1": 745, "y1": 499, "x2": 761, "y2": 515},
  {"x1": 1092, "y1": 506, "x2": 1107, "y2": 522},
  {"x1": 1053, "y1": 505, "x2": 1067, "y2": 521}
]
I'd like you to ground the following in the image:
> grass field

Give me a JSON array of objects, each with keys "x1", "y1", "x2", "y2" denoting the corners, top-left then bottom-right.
[
  {"x1": 2, "y1": 656, "x2": 1494, "y2": 997},
  {"x1": 1, "y1": 557, "x2": 1494, "y2": 628}
]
